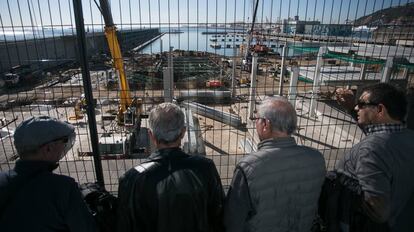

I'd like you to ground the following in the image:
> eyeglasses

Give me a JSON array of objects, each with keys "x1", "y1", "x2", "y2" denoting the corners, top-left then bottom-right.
[
  {"x1": 249, "y1": 116, "x2": 267, "y2": 121},
  {"x1": 43, "y1": 133, "x2": 75, "y2": 148},
  {"x1": 355, "y1": 101, "x2": 379, "y2": 109},
  {"x1": 60, "y1": 137, "x2": 69, "y2": 143},
  {"x1": 49, "y1": 136, "x2": 69, "y2": 144}
]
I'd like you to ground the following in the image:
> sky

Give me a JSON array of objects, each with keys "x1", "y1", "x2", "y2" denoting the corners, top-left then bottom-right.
[{"x1": 0, "y1": 0, "x2": 413, "y2": 29}]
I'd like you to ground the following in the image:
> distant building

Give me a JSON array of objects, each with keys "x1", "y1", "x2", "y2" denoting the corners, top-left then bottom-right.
[
  {"x1": 373, "y1": 26, "x2": 414, "y2": 44},
  {"x1": 0, "y1": 28, "x2": 160, "y2": 72},
  {"x1": 281, "y1": 16, "x2": 352, "y2": 36},
  {"x1": 282, "y1": 16, "x2": 320, "y2": 34},
  {"x1": 304, "y1": 23, "x2": 323, "y2": 34},
  {"x1": 311, "y1": 24, "x2": 353, "y2": 36},
  {"x1": 352, "y1": 25, "x2": 377, "y2": 38}
]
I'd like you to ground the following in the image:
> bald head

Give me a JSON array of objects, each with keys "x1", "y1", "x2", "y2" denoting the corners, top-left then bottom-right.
[{"x1": 257, "y1": 97, "x2": 297, "y2": 135}]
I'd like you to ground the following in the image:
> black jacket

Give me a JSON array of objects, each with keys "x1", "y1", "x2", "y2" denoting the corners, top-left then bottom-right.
[
  {"x1": 0, "y1": 160, "x2": 97, "y2": 232},
  {"x1": 117, "y1": 147, "x2": 225, "y2": 232}
]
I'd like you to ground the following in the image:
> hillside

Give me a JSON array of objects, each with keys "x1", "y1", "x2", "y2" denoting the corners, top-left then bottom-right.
[{"x1": 354, "y1": 3, "x2": 414, "y2": 26}]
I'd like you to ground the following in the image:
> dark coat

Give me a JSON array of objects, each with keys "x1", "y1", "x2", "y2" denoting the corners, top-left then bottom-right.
[
  {"x1": 117, "y1": 147, "x2": 225, "y2": 232},
  {"x1": 0, "y1": 160, "x2": 97, "y2": 232}
]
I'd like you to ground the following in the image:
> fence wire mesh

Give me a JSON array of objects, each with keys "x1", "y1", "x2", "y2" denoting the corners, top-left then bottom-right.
[{"x1": 1, "y1": 0, "x2": 413, "y2": 192}]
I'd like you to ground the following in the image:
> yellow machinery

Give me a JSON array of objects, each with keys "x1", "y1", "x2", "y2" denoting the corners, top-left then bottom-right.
[
  {"x1": 68, "y1": 99, "x2": 85, "y2": 120},
  {"x1": 239, "y1": 78, "x2": 249, "y2": 85},
  {"x1": 98, "y1": 0, "x2": 141, "y2": 126},
  {"x1": 294, "y1": 36, "x2": 303, "y2": 41},
  {"x1": 68, "y1": 94, "x2": 86, "y2": 120},
  {"x1": 94, "y1": 0, "x2": 149, "y2": 158}
]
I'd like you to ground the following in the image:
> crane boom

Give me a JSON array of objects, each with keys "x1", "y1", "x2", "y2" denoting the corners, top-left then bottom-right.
[
  {"x1": 98, "y1": 0, "x2": 131, "y2": 114},
  {"x1": 244, "y1": 0, "x2": 260, "y2": 60}
]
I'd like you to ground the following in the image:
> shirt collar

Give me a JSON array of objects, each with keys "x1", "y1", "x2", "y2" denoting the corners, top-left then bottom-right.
[
  {"x1": 257, "y1": 136, "x2": 297, "y2": 150},
  {"x1": 365, "y1": 123, "x2": 406, "y2": 135},
  {"x1": 149, "y1": 147, "x2": 186, "y2": 160},
  {"x1": 14, "y1": 160, "x2": 59, "y2": 174}
]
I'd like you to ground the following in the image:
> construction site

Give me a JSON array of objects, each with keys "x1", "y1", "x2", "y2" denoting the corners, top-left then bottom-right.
[{"x1": 1, "y1": 0, "x2": 413, "y2": 192}]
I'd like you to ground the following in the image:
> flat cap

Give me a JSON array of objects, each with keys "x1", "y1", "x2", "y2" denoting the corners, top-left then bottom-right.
[{"x1": 14, "y1": 116, "x2": 75, "y2": 153}]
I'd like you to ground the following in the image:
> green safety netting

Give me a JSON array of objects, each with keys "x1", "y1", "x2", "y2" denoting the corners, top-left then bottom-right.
[
  {"x1": 323, "y1": 52, "x2": 385, "y2": 65},
  {"x1": 289, "y1": 47, "x2": 413, "y2": 69},
  {"x1": 298, "y1": 76, "x2": 314, "y2": 83},
  {"x1": 290, "y1": 46, "x2": 320, "y2": 53},
  {"x1": 396, "y1": 63, "x2": 414, "y2": 70}
]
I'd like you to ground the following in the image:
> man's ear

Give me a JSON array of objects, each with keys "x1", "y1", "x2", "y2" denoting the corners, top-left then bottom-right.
[
  {"x1": 263, "y1": 119, "x2": 271, "y2": 131},
  {"x1": 377, "y1": 103, "x2": 387, "y2": 115},
  {"x1": 148, "y1": 129, "x2": 158, "y2": 146},
  {"x1": 179, "y1": 127, "x2": 186, "y2": 140},
  {"x1": 38, "y1": 142, "x2": 58, "y2": 161},
  {"x1": 377, "y1": 103, "x2": 393, "y2": 121}
]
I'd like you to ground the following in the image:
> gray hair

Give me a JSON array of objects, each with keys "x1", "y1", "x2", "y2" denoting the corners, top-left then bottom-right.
[
  {"x1": 257, "y1": 96, "x2": 297, "y2": 135},
  {"x1": 148, "y1": 102, "x2": 185, "y2": 143}
]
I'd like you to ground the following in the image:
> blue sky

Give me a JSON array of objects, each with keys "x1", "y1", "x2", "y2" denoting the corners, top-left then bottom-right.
[{"x1": 0, "y1": 0, "x2": 413, "y2": 28}]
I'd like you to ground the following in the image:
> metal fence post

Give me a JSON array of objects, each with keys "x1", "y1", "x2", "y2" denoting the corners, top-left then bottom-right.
[
  {"x1": 72, "y1": 0, "x2": 105, "y2": 187},
  {"x1": 169, "y1": 46, "x2": 174, "y2": 80},
  {"x1": 288, "y1": 66, "x2": 299, "y2": 107},
  {"x1": 163, "y1": 67, "x2": 173, "y2": 102},
  {"x1": 162, "y1": 46, "x2": 174, "y2": 102},
  {"x1": 310, "y1": 46, "x2": 326, "y2": 118},
  {"x1": 359, "y1": 63, "x2": 367, "y2": 80},
  {"x1": 248, "y1": 54, "x2": 258, "y2": 120},
  {"x1": 381, "y1": 57, "x2": 394, "y2": 83},
  {"x1": 231, "y1": 47, "x2": 237, "y2": 98},
  {"x1": 278, "y1": 43, "x2": 287, "y2": 96}
]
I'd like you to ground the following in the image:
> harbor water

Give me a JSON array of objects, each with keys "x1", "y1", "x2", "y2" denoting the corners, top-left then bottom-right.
[
  {"x1": 141, "y1": 27, "x2": 323, "y2": 57},
  {"x1": 1, "y1": 26, "x2": 333, "y2": 58}
]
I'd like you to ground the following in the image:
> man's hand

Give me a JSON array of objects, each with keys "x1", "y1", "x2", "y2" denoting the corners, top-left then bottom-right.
[
  {"x1": 335, "y1": 88, "x2": 355, "y2": 112},
  {"x1": 363, "y1": 195, "x2": 390, "y2": 224}
]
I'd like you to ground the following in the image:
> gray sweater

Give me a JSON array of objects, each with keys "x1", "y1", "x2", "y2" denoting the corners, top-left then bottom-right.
[{"x1": 224, "y1": 137, "x2": 326, "y2": 232}]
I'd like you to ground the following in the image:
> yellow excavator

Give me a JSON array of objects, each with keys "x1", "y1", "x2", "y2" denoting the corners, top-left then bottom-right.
[{"x1": 98, "y1": 0, "x2": 142, "y2": 127}]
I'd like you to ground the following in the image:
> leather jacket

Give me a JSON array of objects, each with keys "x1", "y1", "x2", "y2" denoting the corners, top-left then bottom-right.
[{"x1": 117, "y1": 148, "x2": 225, "y2": 232}]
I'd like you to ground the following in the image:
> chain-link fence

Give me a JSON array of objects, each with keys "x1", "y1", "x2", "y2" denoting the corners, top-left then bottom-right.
[{"x1": 1, "y1": 0, "x2": 413, "y2": 192}]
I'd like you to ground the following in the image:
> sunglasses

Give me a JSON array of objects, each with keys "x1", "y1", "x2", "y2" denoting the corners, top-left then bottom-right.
[{"x1": 355, "y1": 101, "x2": 379, "y2": 109}]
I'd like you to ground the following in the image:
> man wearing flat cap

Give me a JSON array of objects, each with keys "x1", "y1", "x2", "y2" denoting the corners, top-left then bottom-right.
[{"x1": 0, "y1": 116, "x2": 97, "y2": 232}]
